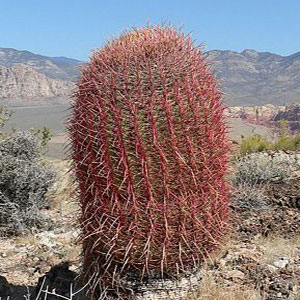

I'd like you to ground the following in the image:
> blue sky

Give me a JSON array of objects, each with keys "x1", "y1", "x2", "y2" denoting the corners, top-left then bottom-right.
[{"x1": 0, "y1": 0, "x2": 299, "y2": 61}]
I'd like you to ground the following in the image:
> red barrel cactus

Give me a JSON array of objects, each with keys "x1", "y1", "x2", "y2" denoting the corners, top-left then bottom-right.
[{"x1": 68, "y1": 25, "x2": 230, "y2": 298}]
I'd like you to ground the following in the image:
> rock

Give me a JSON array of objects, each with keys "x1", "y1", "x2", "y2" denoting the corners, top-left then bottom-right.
[
  {"x1": 225, "y1": 270, "x2": 245, "y2": 280},
  {"x1": 58, "y1": 229, "x2": 80, "y2": 243},
  {"x1": 265, "y1": 179, "x2": 300, "y2": 209},
  {"x1": 266, "y1": 264, "x2": 278, "y2": 273},
  {"x1": 226, "y1": 104, "x2": 285, "y2": 121},
  {"x1": 0, "y1": 64, "x2": 74, "y2": 106},
  {"x1": 0, "y1": 275, "x2": 10, "y2": 297},
  {"x1": 36, "y1": 231, "x2": 57, "y2": 249},
  {"x1": 127, "y1": 268, "x2": 203, "y2": 300},
  {"x1": 226, "y1": 104, "x2": 300, "y2": 135},
  {"x1": 273, "y1": 258, "x2": 289, "y2": 269},
  {"x1": 235, "y1": 206, "x2": 300, "y2": 239},
  {"x1": 219, "y1": 259, "x2": 226, "y2": 268}
]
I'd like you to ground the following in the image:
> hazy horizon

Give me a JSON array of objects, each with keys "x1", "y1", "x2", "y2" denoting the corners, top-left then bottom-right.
[{"x1": 1, "y1": 45, "x2": 300, "y2": 63}]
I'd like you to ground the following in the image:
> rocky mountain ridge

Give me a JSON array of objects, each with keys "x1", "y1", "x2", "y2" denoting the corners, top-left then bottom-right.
[
  {"x1": 0, "y1": 47, "x2": 300, "y2": 107},
  {"x1": 0, "y1": 47, "x2": 81, "y2": 106},
  {"x1": 226, "y1": 104, "x2": 285, "y2": 120},
  {"x1": 0, "y1": 64, "x2": 75, "y2": 106},
  {"x1": 207, "y1": 49, "x2": 300, "y2": 106},
  {"x1": 0, "y1": 48, "x2": 81, "y2": 81}
]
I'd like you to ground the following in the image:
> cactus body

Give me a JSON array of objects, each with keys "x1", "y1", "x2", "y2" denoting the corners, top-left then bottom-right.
[{"x1": 69, "y1": 25, "x2": 230, "y2": 298}]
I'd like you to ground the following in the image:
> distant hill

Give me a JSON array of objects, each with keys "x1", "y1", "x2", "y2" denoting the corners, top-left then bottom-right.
[
  {"x1": 0, "y1": 47, "x2": 300, "y2": 107},
  {"x1": 0, "y1": 48, "x2": 81, "y2": 106},
  {"x1": 0, "y1": 64, "x2": 75, "y2": 106},
  {"x1": 0, "y1": 47, "x2": 82, "y2": 81},
  {"x1": 206, "y1": 49, "x2": 300, "y2": 106}
]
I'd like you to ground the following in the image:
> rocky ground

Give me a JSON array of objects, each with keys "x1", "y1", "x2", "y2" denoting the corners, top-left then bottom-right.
[{"x1": 1, "y1": 158, "x2": 300, "y2": 299}]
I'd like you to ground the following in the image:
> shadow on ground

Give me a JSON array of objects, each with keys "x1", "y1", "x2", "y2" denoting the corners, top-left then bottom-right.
[{"x1": 0, "y1": 262, "x2": 86, "y2": 300}]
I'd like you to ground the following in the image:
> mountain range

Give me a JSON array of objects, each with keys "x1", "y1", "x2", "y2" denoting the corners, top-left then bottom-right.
[
  {"x1": 207, "y1": 49, "x2": 300, "y2": 106},
  {"x1": 0, "y1": 47, "x2": 299, "y2": 107},
  {"x1": 0, "y1": 48, "x2": 81, "y2": 81}
]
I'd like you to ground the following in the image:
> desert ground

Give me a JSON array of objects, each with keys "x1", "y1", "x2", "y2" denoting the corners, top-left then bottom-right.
[
  {"x1": 1, "y1": 105, "x2": 300, "y2": 299},
  {"x1": 2, "y1": 105, "x2": 273, "y2": 159},
  {"x1": 1, "y1": 153, "x2": 300, "y2": 299}
]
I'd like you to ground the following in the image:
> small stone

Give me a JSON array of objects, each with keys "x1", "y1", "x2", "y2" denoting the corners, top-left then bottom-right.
[
  {"x1": 225, "y1": 270, "x2": 245, "y2": 280},
  {"x1": 37, "y1": 232, "x2": 57, "y2": 248},
  {"x1": 219, "y1": 259, "x2": 226, "y2": 268},
  {"x1": 273, "y1": 257, "x2": 289, "y2": 268},
  {"x1": 266, "y1": 264, "x2": 278, "y2": 272}
]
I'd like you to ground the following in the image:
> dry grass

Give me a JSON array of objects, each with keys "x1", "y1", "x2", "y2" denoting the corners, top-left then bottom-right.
[
  {"x1": 253, "y1": 234, "x2": 300, "y2": 264},
  {"x1": 294, "y1": 291, "x2": 300, "y2": 300},
  {"x1": 186, "y1": 238, "x2": 264, "y2": 300},
  {"x1": 201, "y1": 230, "x2": 241, "y2": 267},
  {"x1": 14, "y1": 235, "x2": 40, "y2": 247},
  {"x1": 43, "y1": 158, "x2": 78, "y2": 216},
  {"x1": 187, "y1": 274, "x2": 263, "y2": 300}
]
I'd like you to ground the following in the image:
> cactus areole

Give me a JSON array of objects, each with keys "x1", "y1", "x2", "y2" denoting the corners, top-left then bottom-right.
[{"x1": 69, "y1": 25, "x2": 230, "y2": 297}]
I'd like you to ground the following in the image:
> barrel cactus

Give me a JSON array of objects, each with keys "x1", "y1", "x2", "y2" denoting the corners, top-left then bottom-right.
[{"x1": 69, "y1": 25, "x2": 230, "y2": 299}]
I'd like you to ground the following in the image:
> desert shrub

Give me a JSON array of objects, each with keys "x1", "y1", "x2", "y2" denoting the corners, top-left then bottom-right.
[
  {"x1": 233, "y1": 152, "x2": 299, "y2": 186},
  {"x1": 273, "y1": 135, "x2": 294, "y2": 151},
  {"x1": 239, "y1": 132, "x2": 300, "y2": 156},
  {"x1": 291, "y1": 134, "x2": 300, "y2": 150},
  {"x1": 31, "y1": 126, "x2": 54, "y2": 150},
  {"x1": 0, "y1": 106, "x2": 13, "y2": 129},
  {"x1": 272, "y1": 120, "x2": 300, "y2": 151},
  {"x1": 240, "y1": 135, "x2": 272, "y2": 156},
  {"x1": 231, "y1": 152, "x2": 300, "y2": 211},
  {"x1": 231, "y1": 183, "x2": 269, "y2": 210},
  {"x1": 0, "y1": 130, "x2": 41, "y2": 160},
  {"x1": 272, "y1": 134, "x2": 300, "y2": 151},
  {"x1": 0, "y1": 130, "x2": 55, "y2": 235},
  {"x1": 0, "y1": 105, "x2": 53, "y2": 153}
]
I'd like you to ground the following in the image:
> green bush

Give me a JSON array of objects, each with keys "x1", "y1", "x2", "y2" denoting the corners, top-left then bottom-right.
[
  {"x1": 291, "y1": 134, "x2": 300, "y2": 150},
  {"x1": 239, "y1": 134, "x2": 300, "y2": 156},
  {"x1": 273, "y1": 134, "x2": 300, "y2": 151},
  {"x1": 273, "y1": 135, "x2": 294, "y2": 151},
  {"x1": 240, "y1": 135, "x2": 272, "y2": 156}
]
